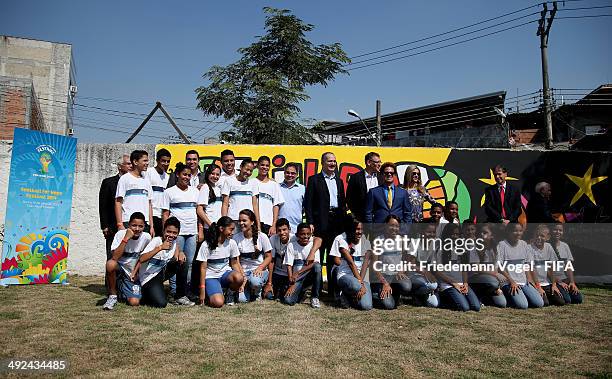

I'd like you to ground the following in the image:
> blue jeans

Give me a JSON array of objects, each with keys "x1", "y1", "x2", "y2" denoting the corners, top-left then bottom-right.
[
  {"x1": 559, "y1": 280, "x2": 583, "y2": 304},
  {"x1": 169, "y1": 234, "x2": 197, "y2": 296},
  {"x1": 337, "y1": 274, "x2": 373, "y2": 311},
  {"x1": 409, "y1": 273, "x2": 439, "y2": 308},
  {"x1": 440, "y1": 286, "x2": 481, "y2": 312},
  {"x1": 283, "y1": 263, "x2": 322, "y2": 305},
  {"x1": 502, "y1": 283, "x2": 545, "y2": 309},
  {"x1": 470, "y1": 273, "x2": 506, "y2": 308},
  {"x1": 371, "y1": 274, "x2": 412, "y2": 310},
  {"x1": 238, "y1": 270, "x2": 269, "y2": 303}
]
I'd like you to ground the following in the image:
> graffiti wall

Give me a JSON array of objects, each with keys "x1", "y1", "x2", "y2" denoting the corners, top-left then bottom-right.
[{"x1": 157, "y1": 144, "x2": 611, "y2": 224}]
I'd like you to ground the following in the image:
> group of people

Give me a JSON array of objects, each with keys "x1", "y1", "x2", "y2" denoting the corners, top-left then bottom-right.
[{"x1": 98, "y1": 149, "x2": 583, "y2": 311}]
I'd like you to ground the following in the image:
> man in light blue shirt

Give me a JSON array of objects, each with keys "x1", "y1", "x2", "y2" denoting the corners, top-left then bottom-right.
[{"x1": 278, "y1": 162, "x2": 305, "y2": 232}]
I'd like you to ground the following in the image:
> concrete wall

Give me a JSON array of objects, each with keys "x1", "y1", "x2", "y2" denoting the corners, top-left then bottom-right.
[
  {"x1": 0, "y1": 36, "x2": 74, "y2": 136},
  {"x1": 0, "y1": 142, "x2": 155, "y2": 275}
]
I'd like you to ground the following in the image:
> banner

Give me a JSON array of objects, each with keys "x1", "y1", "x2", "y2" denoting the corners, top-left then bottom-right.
[{"x1": 1, "y1": 128, "x2": 77, "y2": 285}]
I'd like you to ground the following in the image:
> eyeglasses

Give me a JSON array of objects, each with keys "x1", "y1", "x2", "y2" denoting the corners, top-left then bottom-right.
[
  {"x1": 285, "y1": 172, "x2": 297, "y2": 176},
  {"x1": 412, "y1": 172, "x2": 420, "y2": 176},
  {"x1": 370, "y1": 160, "x2": 382, "y2": 164},
  {"x1": 383, "y1": 172, "x2": 394, "y2": 176}
]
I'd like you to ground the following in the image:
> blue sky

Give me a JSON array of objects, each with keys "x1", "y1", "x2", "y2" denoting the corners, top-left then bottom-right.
[{"x1": 2, "y1": 0, "x2": 611, "y2": 143}]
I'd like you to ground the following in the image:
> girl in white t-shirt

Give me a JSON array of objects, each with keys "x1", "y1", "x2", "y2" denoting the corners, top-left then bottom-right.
[
  {"x1": 528, "y1": 224, "x2": 565, "y2": 306},
  {"x1": 467, "y1": 224, "x2": 506, "y2": 308},
  {"x1": 405, "y1": 223, "x2": 439, "y2": 308},
  {"x1": 329, "y1": 218, "x2": 373, "y2": 310},
  {"x1": 233, "y1": 209, "x2": 273, "y2": 303},
  {"x1": 195, "y1": 216, "x2": 244, "y2": 308},
  {"x1": 371, "y1": 215, "x2": 413, "y2": 310},
  {"x1": 138, "y1": 217, "x2": 192, "y2": 308},
  {"x1": 433, "y1": 223, "x2": 480, "y2": 312},
  {"x1": 197, "y1": 164, "x2": 222, "y2": 228},
  {"x1": 550, "y1": 223, "x2": 583, "y2": 304}
]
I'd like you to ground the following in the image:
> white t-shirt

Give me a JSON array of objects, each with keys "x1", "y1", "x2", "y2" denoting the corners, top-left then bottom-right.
[
  {"x1": 497, "y1": 239, "x2": 531, "y2": 285},
  {"x1": 431, "y1": 249, "x2": 464, "y2": 290},
  {"x1": 138, "y1": 237, "x2": 177, "y2": 285},
  {"x1": 284, "y1": 237, "x2": 320, "y2": 279},
  {"x1": 234, "y1": 231, "x2": 272, "y2": 271},
  {"x1": 270, "y1": 233, "x2": 293, "y2": 276},
  {"x1": 195, "y1": 238, "x2": 240, "y2": 279},
  {"x1": 144, "y1": 167, "x2": 169, "y2": 218},
  {"x1": 256, "y1": 179, "x2": 285, "y2": 226},
  {"x1": 528, "y1": 242, "x2": 557, "y2": 286},
  {"x1": 115, "y1": 172, "x2": 153, "y2": 222},
  {"x1": 161, "y1": 185, "x2": 199, "y2": 235},
  {"x1": 329, "y1": 233, "x2": 371, "y2": 280},
  {"x1": 221, "y1": 176, "x2": 259, "y2": 220},
  {"x1": 373, "y1": 235, "x2": 403, "y2": 276},
  {"x1": 217, "y1": 170, "x2": 235, "y2": 190},
  {"x1": 197, "y1": 184, "x2": 222, "y2": 225},
  {"x1": 552, "y1": 241, "x2": 574, "y2": 281},
  {"x1": 111, "y1": 229, "x2": 152, "y2": 276}
]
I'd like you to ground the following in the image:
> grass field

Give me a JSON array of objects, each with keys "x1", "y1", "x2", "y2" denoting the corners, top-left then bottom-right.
[{"x1": 0, "y1": 276, "x2": 611, "y2": 378}]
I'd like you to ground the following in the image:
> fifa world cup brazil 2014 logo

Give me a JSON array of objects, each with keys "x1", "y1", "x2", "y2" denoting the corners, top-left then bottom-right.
[{"x1": 35, "y1": 145, "x2": 56, "y2": 174}]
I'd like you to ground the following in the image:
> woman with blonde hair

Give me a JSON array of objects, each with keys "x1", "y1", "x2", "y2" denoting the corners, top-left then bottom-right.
[{"x1": 402, "y1": 164, "x2": 434, "y2": 222}]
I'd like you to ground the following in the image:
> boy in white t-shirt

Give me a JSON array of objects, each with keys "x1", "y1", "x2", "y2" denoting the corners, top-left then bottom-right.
[
  {"x1": 265, "y1": 218, "x2": 293, "y2": 300},
  {"x1": 282, "y1": 223, "x2": 323, "y2": 308},
  {"x1": 138, "y1": 217, "x2": 193, "y2": 307},
  {"x1": 255, "y1": 156, "x2": 284, "y2": 235},
  {"x1": 115, "y1": 150, "x2": 154, "y2": 237},
  {"x1": 103, "y1": 212, "x2": 152, "y2": 310},
  {"x1": 144, "y1": 148, "x2": 171, "y2": 237},
  {"x1": 221, "y1": 158, "x2": 261, "y2": 230}
]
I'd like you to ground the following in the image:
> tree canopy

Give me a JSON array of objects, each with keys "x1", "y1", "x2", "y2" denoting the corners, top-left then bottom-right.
[{"x1": 195, "y1": 7, "x2": 350, "y2": 144}]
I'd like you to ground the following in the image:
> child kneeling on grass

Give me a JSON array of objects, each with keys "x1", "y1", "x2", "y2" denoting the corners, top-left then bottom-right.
[
  {"x1": 283, "y1": 223, "x2": 323, "y2": 308},
  {"x1": 138, "y1": 217, "x2": 194, "y2": 307},
  {"x1": 329, "y1": 217, "x2": 373, "y2": 311},
  {"x1": 196, "y1": 216, "x2": 244, "y2": 308},
  {"x1": 550, "y1": 223, "x2": 583, "y2": 304},
  {"x1": 103, "y1": 211, "x2": 152, "y2": 310}
]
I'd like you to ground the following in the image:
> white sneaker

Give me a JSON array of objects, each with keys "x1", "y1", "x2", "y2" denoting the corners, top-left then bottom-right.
[
  {"x1": 103, "y1": 295, "x2": 118, "y2": 310},
  {"x1": 311, "y1": 298, "x2": 321, "y2": 308},
  {"x1": 175, "y1": 296, "x2": 195, "y2": 306},
  {"x1": 225, "y1": 290, "x2": 236, "y2": 306}
]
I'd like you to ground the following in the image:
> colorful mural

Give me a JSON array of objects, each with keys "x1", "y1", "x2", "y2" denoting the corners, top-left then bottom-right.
[{"x1": 157, "y1": 144, "x2": 611, "y2": 224}]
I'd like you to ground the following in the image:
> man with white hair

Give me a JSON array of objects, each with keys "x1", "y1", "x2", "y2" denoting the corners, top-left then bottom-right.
[{"x1": 526, "y1": 181, "x2": 555, "y2": 223}]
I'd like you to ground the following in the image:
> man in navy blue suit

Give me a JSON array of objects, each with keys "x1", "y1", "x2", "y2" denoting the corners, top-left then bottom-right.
[{"x1": 365, "y1": 162, "x2": 412, "y2": 224}]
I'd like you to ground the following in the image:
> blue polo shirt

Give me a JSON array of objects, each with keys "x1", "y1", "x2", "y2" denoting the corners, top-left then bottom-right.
[{"x1": 278, "y1": 181, "x2": 305, "y2": 233}]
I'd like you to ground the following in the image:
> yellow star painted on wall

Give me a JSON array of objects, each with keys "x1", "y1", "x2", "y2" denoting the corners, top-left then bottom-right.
[
  {"x1": 566, "y1": 164, "x2": 608, "y2": 206},
  {"x1": 478, "y1": 169, "x2": 518, "y2": 206}
]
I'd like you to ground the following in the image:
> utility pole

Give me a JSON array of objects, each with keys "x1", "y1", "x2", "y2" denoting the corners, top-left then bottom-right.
[
  {"x1": 376, "y1": 100, "x2": 382, "y2": 147},
  {"x1": 537, "y1": 1, "x2": 557, "y2": 149}
]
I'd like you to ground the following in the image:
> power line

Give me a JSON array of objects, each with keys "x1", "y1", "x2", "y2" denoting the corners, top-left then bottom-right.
[
  {"x1": 348, "y1": 20, "x2": 537, "y2": 71},
  {"x1": 349, "y1": 4, "x2": 540, "y2": 59},
  {"x1": 556, "y1": 14, "x2": 612, "y2": 19},
  {"x1": 346, "y1": 12, "x2": 539, "y2": 66}
]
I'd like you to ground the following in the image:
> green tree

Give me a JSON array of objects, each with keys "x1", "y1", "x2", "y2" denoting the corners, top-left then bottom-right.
[{"x1": 195, "y1": 7, "x2": 350, "y2": 144}]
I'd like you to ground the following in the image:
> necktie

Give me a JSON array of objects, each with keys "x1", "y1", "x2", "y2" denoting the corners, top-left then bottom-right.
[
  {"x1": 387, "y1": 186, "x2": 393, "y2": 208},
  {"x1": 500, "y1": 185, "x2": 506, "y2": 219}
]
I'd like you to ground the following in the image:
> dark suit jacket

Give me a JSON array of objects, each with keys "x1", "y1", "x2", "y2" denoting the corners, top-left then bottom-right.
[
  {"x1": 99, "y1": 174, "x2": 120, "y2": 230},
  {"x1": 526, "y1": 193, "x2": 555, "y2": 223},
  {"x1": 346, "y1": 170, "x2": 382, "y2": 222},
  {"x1": 365, "y1": 185, "x2": 412, "y2": 224},
  {"x1": 167, "y1": 170, "x2": 206, "y2": 188},
  {"x1": 484, "y1": 183, "x2": 522, "y2": 223},
  {"x1": 304, "y1": 172, "x2": 347, "y2": 235}
]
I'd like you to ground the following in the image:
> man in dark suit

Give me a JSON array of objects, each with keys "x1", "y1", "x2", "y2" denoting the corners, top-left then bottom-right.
[
  {"x1": 365, "y1": 162, "x2": 412, "y2": 224},
  {"x1": 99, "y1": 154, "x2": 131, "y2": 258},
  {"x1": 526, "y1": 181, "x2": 556, "y2": 223},
  {"x1": 483, "y1": 165, "x2": 522, "y2": 224},
  {"x1": 304, "y1": 152, "x2": 347, "y2": 288},
  {"x1": 167, "y1": 149, "x2": 206, "y2": 189},
  {"x1": 346, "y1": 152, "x2": 382, "y2": 222}
]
